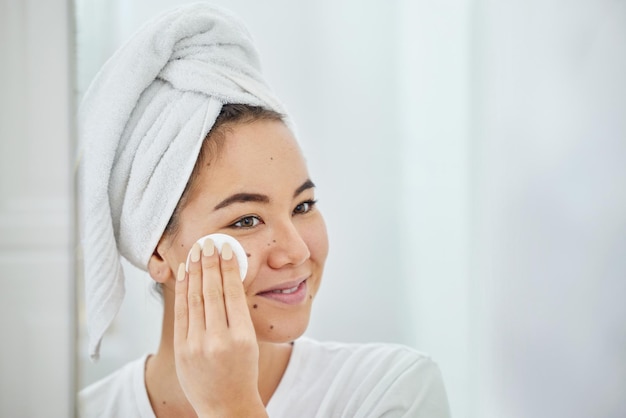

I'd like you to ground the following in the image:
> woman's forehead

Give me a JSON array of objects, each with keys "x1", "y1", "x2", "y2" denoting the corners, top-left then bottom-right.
[{"x1": 194, "y1": 119, "x2": 310, "y2": 197}]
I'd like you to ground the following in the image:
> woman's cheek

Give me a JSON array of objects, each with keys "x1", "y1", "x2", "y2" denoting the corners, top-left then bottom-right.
[
  {"x1": 303, "y1": 214, "x2": 329, "y2": 263},
  {"x1": 240, "y1": 237, "x2": 264, "y2": 289}
]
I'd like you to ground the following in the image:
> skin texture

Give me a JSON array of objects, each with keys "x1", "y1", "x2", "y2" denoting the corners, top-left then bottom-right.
[{"x1": 145, "y1": 119, "x2": 329, "y2": 417}]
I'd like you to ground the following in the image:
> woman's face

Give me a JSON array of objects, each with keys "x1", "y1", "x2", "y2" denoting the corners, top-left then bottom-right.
[{"x1": 161, "y1": 119, "x2": 329, "y2": 343}]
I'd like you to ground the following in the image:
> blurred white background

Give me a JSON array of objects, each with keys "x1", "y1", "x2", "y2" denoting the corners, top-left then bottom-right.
[
  {"x1": 1, "y1": 0, "x2": 75, "y2": 417},
  {"x1": 1, "y1": 0, "x2": 625, "y2": 417}
]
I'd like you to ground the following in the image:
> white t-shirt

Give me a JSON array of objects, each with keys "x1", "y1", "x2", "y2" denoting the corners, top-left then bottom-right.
[{"x1": 79, "y1": 337, "x2": 450, "y2": 418}]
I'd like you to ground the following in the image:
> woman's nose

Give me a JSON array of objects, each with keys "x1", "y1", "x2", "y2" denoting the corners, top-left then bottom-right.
[{"x1": 266, "y1": 221, "x2": 310, "y2": 269}]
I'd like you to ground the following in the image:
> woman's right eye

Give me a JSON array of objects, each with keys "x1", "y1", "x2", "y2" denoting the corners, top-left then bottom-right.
[{"x1": 231, "y1": 215, "x2": 261, "y2": 229}]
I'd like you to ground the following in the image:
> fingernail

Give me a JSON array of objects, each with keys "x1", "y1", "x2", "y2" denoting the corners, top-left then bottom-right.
[
  {"x1": 222, "y1": 242, "x2": 233, "y2": 260},
  {"x1": 203, "y1": 239, "x2": 215, "y2": 257},
  {"x1": 190, "y1": 243, "x2": 201, "y2": 262},
  {"x1": 177, "y1": 263, "x2": 186, "y2": 281}
]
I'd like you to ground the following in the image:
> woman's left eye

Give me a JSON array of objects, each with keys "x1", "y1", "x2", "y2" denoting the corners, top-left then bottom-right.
[
  {"x1": 293, "y1": 200, "x2": 317, "y2": 215},
  {"x1": 232, "y1": 215, "x2": 261, "y2": 228}
]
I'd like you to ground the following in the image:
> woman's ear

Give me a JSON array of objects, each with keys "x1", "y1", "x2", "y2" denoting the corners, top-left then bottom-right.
[{"x1": 148, "y1": 244, "x2": 174, "y2": 284}]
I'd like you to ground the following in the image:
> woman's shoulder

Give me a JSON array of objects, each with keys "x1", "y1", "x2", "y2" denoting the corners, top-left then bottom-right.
[
  {"x1": 295, "y1": 336, "x2": 436, "y2": 371},
  {"x1": 78, "y1": 355, "x2": 154, "y2": 418},
  {"x1": 268, "y1": 337, "x2": 450, "y2": 417},
  {"x1": 296, "y1": 337, "x2": 445, "y2": 385}
]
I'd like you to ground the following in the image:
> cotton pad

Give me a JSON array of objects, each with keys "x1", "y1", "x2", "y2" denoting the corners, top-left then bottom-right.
[{"x1": 185, "y1": 233, "x2": 248, "y2": 281}]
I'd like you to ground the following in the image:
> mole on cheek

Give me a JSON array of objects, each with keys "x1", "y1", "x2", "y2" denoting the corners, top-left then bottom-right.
[
  {"x1": 272, "y1": 240, "x2": 276, "y2": 243},
  {"x1": 246, "y1": 252, "x2": 251, "y2": 258},
  {"x1": 253, "y1": 304, "x2": 258, "y2": 309},
  {"x1": 269, "y1": 325, "x2": 274, "y2": 330}
]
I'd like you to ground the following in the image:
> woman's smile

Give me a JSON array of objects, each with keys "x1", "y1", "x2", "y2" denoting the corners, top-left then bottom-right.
[{"x1": 253, "y1": 276, "x2": 310, "y2": 305}]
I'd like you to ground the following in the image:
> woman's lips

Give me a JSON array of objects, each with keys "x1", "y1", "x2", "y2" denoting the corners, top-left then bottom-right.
[{"x1": 256, "y1": 279, "x2": 308, "y2": 305}]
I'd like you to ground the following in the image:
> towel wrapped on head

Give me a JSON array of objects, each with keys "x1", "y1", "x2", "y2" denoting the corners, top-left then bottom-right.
[{"x1": 79, "y1": 2, "x2": 288, "y2": 361}]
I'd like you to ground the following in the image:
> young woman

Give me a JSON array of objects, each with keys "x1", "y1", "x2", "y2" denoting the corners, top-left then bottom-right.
[{"x1": 79, "y1": 4, "x2": 450, "y2": 417}]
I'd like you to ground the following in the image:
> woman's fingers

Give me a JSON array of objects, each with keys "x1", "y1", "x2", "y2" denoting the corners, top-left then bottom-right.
[
  {"x1": 201, "y1": 239, "x2": 227, "y2": 331},
  {"x1": 176, "y1": 240, "x2": 253, "y2": 340},
  {"x1": 173, "y1": 263, "x2": 189, "y2": 345},
  {"x1": 186, "y1": 242, "x2": 206, "y2": 336},
  {"x1": 220, "y1": 243, "x2": 254, "y2": 332}
]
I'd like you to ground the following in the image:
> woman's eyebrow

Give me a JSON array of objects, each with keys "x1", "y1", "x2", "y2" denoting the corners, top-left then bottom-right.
[
  {"x1": 214, "y1": 193, "x2": 269, "y2": 210},
  {"x1": 213, "y1": 179, "x2": 315, "y2": 211},
  {"x1": 294, "y1": 179, "x2": 315, "y2": 197}
]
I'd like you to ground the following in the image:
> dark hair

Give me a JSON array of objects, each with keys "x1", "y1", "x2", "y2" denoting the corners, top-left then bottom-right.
[{"x1": 163, "y1": 103, "x2": 284, "y2": 238}]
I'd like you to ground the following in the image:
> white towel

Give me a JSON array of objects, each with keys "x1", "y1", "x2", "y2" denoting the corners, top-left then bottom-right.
[{"x1": 79, "y1": 2, "x2": 287, "y2": 361}]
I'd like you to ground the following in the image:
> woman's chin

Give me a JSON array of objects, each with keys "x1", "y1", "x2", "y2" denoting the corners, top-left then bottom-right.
[{"x1": 253, "y1": 314, "x2": 311, "y2": 344}]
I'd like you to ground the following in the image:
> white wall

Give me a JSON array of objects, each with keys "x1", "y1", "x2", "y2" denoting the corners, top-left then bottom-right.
[
  {"x1": 396, "y1": 1, "x2": 473, "y2": 415},
  {"x1": 473, "y1": 1, "x2": 626, "y2": 417},
  {"x1": 0, "y1": 0, "x2": 75, "y2": 416}
]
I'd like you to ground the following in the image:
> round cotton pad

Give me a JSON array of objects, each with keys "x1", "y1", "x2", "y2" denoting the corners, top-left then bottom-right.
[{"x1": 185, "y1": 233, "x2": 248, "y2": 281}]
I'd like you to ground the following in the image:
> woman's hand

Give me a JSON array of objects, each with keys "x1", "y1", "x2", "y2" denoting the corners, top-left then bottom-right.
[{"x1": 174, "y1": 240, "x2": 267, "y2": 417}]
